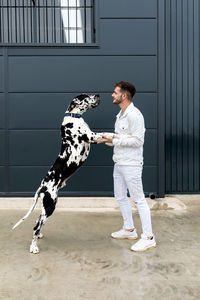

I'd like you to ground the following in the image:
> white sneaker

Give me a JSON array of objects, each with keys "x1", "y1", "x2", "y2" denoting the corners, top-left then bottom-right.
[
  {"x1": 131, "y1": 234, "x2": 156, "y2": 251},
  {"x1": 111, "y1": 228, "x2": 138, "y2": 240}
]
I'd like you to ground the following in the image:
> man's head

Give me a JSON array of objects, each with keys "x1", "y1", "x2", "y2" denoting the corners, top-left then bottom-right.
[{"x1": 112, "y1": 81, "x2": 136, "y2": 105}]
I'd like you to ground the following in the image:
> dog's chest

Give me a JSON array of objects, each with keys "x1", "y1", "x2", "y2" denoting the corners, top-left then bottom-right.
[{"x1": 60, "y1": 121, "x2": 90, "y2": 164}]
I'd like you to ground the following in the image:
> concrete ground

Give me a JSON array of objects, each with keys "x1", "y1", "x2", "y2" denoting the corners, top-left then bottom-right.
[{"x1": 0, "y1": 197, "x2": 200, "y2": 300}]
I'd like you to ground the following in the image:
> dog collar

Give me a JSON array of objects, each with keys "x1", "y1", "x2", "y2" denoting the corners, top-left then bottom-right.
[{"x1": 64, "y1": 113, "x2": 82, "y2": 118}]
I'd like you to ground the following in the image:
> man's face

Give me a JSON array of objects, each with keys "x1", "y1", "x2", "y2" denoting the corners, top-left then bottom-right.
[{"x1": 112, "y1": 87, "x2": 124, "y2": 105}]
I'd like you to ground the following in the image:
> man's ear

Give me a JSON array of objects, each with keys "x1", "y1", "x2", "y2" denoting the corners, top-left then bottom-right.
[{"x1": 122, "y1": 92, "x2": 126, "y2": 100}]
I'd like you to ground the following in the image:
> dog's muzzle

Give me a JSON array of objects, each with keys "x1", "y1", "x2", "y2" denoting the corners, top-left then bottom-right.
[{"x1": 91, "y1": 94, "x2": 100, "y2": 108}]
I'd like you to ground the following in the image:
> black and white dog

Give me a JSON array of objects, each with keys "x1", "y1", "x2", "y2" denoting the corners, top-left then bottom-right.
[{"x1": 12, "y1": 94, "x2": 103, "y2": 254}]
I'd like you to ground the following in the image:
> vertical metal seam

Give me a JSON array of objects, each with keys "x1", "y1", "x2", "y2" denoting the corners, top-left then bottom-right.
[
  {"x1": 67, "y1": 0, "x2": 70, "y2": 43},
  {"x1": 76, "y1": 0, "x2": 77, "y2": 43},
  {"x1": 181, "y1": 0, "x2": 184, "y2": 191},
  {"x1": 84, "y1": 0, "x2": 86, "y2": 43},
  {"x1": 187, "y1": 0, "x2": 189, "y2": 190},
  {"x1": 165, "y1": 0, "x2": 170, "y2": 192},
  {"x1": 175, "y1": 0, "x2": 178, "y2": 191},
  {"x1": 3, "y1": 48, "x2": 9, "y2": 195},
  {"x1": 92, "y1": 0, "x2": 95, "y2": 43},
  {"x1": 194, "y1": 0, "x2": 199, "y2": 191},
  {"x1": 0, "y1": 2, "x2": 1, "y2": 42},
  {"x1": 170, "y1": 0, "x2": 173, "y2": 191},
  {"x1": 7, "y1": 0, "x2": 10, "y2": 42},
  {"x1": 184, "y1": 0, "x2": 189, "y2": 191},
  {"x1": 176, "y1": 0, "x2": 180, "y2": 191},
  {"x1": 23, "y1": 0, "x2": 25, "y2": 42},
  {"x1": 198, "y1": 0, "x2": 200, "y2": 191},
  {"x1": 33, "y1": 0, "x2": 37, "y2": 43},
  {"x1": 157, "y1": 0, "x2": 166, "y2": 197},
  {"x1": 30, "y1": 0, "x2": 33, "y2": 42},
  {"x1": 53, "y1": 0, "x2": 55, "y2": 43},
  {"x1": 192, "y1": 0, "x2": 195, "y2": 190},
  {"x1": 46, "y1": 0, "x2": 48, "y2": 43}
]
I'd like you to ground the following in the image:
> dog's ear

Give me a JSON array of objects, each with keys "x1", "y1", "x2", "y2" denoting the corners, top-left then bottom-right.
[{"x1": 68, "y1": 100, "x2": 76, "y2": 112}]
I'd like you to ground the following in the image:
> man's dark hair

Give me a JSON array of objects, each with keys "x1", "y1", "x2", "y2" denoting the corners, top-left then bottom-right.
[{"x1": 115, "y1": 81, "x2": 136, "y2": 99}]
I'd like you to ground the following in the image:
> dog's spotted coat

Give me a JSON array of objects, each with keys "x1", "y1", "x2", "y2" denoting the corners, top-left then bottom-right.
[{"x1": 13, "y1": 94, "x2": 103, "y2": 253}]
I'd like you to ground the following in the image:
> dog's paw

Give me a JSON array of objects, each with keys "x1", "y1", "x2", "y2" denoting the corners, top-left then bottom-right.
[
  {"x1": 101, "y1": 132, "x2": 115, "y2": 138},
  {"x1": 30, "y1": 243, "x2": 40, "y2": 254}
]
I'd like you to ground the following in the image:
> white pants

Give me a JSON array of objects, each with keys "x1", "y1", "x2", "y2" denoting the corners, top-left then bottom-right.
[{"x1": 113, "y1": 164, "x2": 153, "y2": 237}]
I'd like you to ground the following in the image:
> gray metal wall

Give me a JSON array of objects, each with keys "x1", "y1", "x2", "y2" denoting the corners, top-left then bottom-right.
[
  {"x1": 165, "y1": 0, "x2": 200, "y2": 193},
  {"x1": 0, "y1": 0, "x2": 171, "y2": 197}
]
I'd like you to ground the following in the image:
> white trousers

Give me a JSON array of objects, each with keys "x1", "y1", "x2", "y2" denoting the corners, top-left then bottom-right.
[{"x1": 113, "y1": 164, "x2": 153, "y2": 237}]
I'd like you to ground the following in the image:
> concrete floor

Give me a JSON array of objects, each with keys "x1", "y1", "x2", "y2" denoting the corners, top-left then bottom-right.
[{"x1": 1, "y1": 206, "x2": 200, "y2": 300}]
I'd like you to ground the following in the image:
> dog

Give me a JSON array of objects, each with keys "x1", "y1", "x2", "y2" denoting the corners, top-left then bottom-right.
[{"x1": 12, "y1": 94, "x2": 103, "y2": 254}]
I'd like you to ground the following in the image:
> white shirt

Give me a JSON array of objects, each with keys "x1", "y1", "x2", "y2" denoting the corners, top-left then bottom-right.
[{"x1": 112, "y1": 102, "x2": 145, "y2": 166}]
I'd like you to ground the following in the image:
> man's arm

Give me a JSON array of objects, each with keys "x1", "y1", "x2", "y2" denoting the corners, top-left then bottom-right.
[
  {"x1": 97, "y1": 134, "x2": 143, "y2": 147},
  {"x1": 97, "y1": 135, "x2": 113, "y2": 144},
  {"x1": 112, "y1": 135, "x2": 144, "y2": 147},
  {"x1": 97, "y1": 114, "x2": 145, "y2": 147}
]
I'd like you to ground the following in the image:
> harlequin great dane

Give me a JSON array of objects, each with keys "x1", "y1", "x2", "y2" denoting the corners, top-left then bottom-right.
[{"x1": 12, "y1": 94, "x2": 104, "y2": 254}]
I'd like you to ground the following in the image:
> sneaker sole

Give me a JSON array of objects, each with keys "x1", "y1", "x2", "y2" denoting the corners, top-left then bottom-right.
[
  {"x1": 111, "y1": 235, "x2": 138, "y2": 240},
  {"x1": 131, "y1": 243, "x2": 156, "y2": 252}
]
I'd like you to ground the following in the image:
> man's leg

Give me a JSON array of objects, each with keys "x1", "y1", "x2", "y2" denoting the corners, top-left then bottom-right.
[
  {"x1": 122, "y1": 166, "x2": 153, "y2": 237},
  {"x1": 113, "y1": 164, "x2": 135, "y2": 230}
]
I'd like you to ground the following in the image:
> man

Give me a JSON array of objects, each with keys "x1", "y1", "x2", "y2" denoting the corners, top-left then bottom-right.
[{"x1": 97, "y1": 81, "x2": 156, "y2": 251}]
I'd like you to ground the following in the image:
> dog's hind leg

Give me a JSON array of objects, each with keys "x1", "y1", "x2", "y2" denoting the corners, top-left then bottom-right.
[
  {"x1": 30, "y1": 192, "x2": 57, "y2": 254},
  {"x1": 30, "y1": 213, "x2": 47, "y2": 254}
]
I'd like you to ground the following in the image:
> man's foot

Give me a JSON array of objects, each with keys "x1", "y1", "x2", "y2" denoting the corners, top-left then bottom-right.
[
  {"x1": 111, "y1": 228, "x2": 138, "y2": 240},
  {"x1": 131, "y1": 234, "x2": 156, "y2": 252}
]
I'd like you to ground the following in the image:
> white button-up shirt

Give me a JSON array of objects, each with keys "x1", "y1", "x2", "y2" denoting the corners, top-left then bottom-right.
[{"x1": 112, "y1": 102, "x2": 145, "y2": 166}]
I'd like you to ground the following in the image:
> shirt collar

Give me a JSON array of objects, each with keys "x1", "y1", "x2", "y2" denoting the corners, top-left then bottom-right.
[{"x1": 116, "y1": 102, "x2": 134, "y2": 119}]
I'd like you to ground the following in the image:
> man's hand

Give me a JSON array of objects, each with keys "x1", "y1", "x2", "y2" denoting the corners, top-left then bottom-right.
[{"x1": 96, "y1": 135, "x2": 113, "y2": 144}]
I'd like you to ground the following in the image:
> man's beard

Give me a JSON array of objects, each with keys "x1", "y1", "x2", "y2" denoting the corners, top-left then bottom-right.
[{"x1": 113, "y1": 97, "x2": 123, "y2": 105}]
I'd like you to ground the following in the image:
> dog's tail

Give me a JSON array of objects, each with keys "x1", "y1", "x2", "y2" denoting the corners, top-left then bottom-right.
[{"x1": 12, "y1": 188, "x2": 40, "y2": 230}]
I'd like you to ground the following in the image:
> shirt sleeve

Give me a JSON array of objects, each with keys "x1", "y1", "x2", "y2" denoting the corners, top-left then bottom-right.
[{"x1": 113, "y1": 113, "x2": 145, "y2": 148}]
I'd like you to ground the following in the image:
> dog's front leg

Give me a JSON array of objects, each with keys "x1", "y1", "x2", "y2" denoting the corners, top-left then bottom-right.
[{"x1": 87, "y1": 131, "x2": 103, "y2": 143}]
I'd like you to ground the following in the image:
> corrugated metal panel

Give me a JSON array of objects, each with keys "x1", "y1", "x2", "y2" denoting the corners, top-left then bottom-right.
[
  {"x1": 165, "y1": 0, "x2": 200, "y2": 193},
  {"x1": 0, "y1": 0, "x2": 160, "y2": 196}
]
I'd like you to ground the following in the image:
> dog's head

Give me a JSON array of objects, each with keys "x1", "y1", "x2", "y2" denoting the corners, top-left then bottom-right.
[{"x1": 68, "y1": 94, "x2": 100, "y2": 113}]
